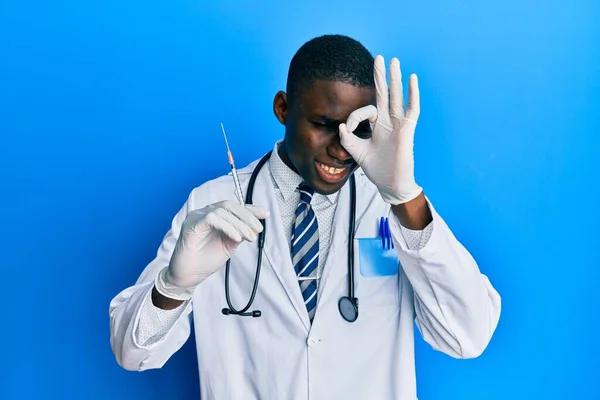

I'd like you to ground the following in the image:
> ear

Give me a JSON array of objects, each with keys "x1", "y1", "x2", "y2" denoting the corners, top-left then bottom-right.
[{"x1": 273, "y1": 91, "x2": 288, "y2": 125}]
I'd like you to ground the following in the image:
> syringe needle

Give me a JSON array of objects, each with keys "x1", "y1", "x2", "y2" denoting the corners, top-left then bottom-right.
[{"x1": 220, "y1": 122, "x2": 231, "y2": 153}]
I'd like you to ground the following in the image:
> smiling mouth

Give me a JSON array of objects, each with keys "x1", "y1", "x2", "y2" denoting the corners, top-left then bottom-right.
[{"x1": 315, "y1": 161, "x2": 352, "y2": 184}]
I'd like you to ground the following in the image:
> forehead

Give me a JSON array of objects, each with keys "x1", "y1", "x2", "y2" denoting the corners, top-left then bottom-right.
[{"x1": 297, "y1": 79, "x2": 376, "y2": 119}]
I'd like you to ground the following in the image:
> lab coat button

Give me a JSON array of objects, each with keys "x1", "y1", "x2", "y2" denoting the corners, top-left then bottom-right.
[{"x1": 307, "y1": 336, "x2": 320, "y2": 347}]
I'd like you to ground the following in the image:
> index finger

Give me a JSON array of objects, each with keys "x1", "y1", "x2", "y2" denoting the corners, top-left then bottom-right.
[{"x1": 345, "y1": 105, "x2": 378, "y2": 133}]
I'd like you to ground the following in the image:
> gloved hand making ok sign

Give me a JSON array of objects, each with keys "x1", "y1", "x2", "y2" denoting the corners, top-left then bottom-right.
[{"x1": 339, "y1": 55, "x2": 423, "y2": 206}]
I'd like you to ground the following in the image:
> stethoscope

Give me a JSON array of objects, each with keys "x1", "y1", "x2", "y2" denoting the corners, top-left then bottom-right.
[{"x1": 221, "y1": 150, "x2": 359, "y2": 323}]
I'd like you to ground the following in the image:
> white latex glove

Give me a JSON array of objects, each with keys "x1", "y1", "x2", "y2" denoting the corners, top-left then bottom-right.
[
  {"x1": 339, "y1": 55, "x2": 423, "y2": 205},
  {"x1": 155, "y1": 201, "x2": 270, "y2": 301}
]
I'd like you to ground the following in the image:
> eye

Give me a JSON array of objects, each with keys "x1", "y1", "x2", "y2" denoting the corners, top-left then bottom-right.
[
  {"x1": 311, "y1": 121, "x2": 337, "y2": 132},
  {"x1": 352, "y1": 121, "x2": 372, "y2": 139}
]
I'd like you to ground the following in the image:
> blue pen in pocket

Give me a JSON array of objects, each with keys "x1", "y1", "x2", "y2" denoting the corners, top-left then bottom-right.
[
  {"x1": 386, "y1": 218, "x2": 394, "y2": 250},
  {"x1": 379, "y1": 217, "x2": 385, "y2": 249},
  {"x1": 359, "y1": 216, "x2": 399, "y2": 277},
  {"x1": 378, "y1": 217, "x2": 394, "y2": 250}
]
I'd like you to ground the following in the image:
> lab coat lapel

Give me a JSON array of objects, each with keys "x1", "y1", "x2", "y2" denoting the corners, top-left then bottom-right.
[
  {"x1": 252, "y1": 163, "x2": 312, "y2": 331},
  {"x1": 316, "y1": 177, "x2": 352, "y2": 310}
]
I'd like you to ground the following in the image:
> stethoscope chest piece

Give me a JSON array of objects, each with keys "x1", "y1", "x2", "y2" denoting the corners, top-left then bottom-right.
[{"x1": 338, "y1": 296, "x2": 358, "y2": 323}]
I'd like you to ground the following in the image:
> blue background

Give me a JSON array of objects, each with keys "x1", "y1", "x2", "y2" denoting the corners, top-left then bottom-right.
[{"x1": 1, "y1": 0, "x2": 598, "y2": 398}]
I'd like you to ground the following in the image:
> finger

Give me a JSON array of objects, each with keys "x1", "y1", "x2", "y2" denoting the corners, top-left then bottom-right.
[
  {"x1": 389, "y1": 58, "x2": 404, "y2": 118},
  {"x1": 204, "y1": 212, "x2": 244, "y2": 243},
  {"x1": 374, "y1": 55, "x2": 389, "y2": 113},
  {"x1": 245, "y1": 204, "x2": 271, "y2": 220},
  {"x1": 214, "y1": 207, "x2": 257, "y2": 242},
  {"x1": 345, "y1": 105, "x2": 378, "y2": 133},
  {"x1": 405, "y1": 73, "x2": 420, "y2": 122},
  {"x1": 220, "y1": 202, "x2": 264, "y2": 233},
  {"x1": 339, "y1": 123, "x2": 370, "y2": 160}
]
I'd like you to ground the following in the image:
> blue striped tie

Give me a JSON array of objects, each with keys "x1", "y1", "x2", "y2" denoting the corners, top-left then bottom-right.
[{"x1": 291, "y1": 183, "x2": 319, "y2": 321}]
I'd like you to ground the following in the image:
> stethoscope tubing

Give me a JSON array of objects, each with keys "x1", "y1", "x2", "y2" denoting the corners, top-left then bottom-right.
[{"x1": 222, "y1": 150, "x2": 358, "y2": 322}]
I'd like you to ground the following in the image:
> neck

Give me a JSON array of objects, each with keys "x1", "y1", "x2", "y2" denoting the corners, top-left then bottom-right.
[{"x1": 278, "y1": 140, "x2": 299, "y2": 173}]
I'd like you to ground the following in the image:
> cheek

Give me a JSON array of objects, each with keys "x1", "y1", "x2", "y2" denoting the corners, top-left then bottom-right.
[{"x1": 293, "y1": 123, "x2": 330, "y2": 156}]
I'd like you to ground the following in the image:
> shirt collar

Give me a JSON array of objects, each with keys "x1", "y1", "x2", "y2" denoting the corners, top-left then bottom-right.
[{"x1": 269, "y1": 140, "x2": 338, "y2": 204}]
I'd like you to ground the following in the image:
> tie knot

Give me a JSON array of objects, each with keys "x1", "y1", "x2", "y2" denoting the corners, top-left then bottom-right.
[{"x1": 298, "y1": 183, "x2": 314, "y2": 204}]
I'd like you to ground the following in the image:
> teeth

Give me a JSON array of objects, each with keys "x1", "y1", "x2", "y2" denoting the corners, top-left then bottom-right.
[{"x1": 318, "y1": 162, "x2": 346, "y2": 175}]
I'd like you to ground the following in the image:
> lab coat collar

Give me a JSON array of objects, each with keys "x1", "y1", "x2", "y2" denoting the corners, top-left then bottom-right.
[{"x1": 269, "y1": 140, "x2": 338, "y2": 204}]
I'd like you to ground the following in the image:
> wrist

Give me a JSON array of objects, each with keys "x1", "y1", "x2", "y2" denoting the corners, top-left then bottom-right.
[
  {"x1": 153, "y1": 267, "x2": 197, "y2": 302},
  {"x1": 378, "y1": 179, "x2": 422, "y2": 206},
  {"x1": 151, "y1": 286, "x2": 185, "y2": 310},
  {"x1": 390, "y1": 191, "x2": 432, "y2": 230}
]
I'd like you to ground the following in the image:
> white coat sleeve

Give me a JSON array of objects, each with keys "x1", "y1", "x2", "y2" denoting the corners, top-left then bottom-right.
[
  {"x1": 109, "y1": 193, "x2": 194, "y2": 371},
  {"x1": 399, "y1": 224, "x2": 434, "y2": 251},
  {"x1": 135, "y1": 291, "x2": 189, "y2": 347},
  {"x1": 388, "y1": 199, "x2": 501, "y2": 359}
]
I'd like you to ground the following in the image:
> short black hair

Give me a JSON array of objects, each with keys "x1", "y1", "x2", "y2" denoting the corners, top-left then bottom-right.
[{"x1": 286, "y1": 34, "x2": 375, "y2": 102}]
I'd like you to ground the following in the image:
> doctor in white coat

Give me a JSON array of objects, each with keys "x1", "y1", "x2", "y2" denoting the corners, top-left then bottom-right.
[{"x1": 109, "y1": 34, "x2": 501, "y2": 399}]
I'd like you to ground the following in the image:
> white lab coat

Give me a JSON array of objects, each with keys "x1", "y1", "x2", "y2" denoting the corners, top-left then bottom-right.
[{"x1": 109, "y1": 156, "x2": 501, "y2": 400}]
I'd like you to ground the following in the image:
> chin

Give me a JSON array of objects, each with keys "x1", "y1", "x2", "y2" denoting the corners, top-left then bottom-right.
[{"x1": 311, "y1": 177, "x2": 347, "y2": 196}]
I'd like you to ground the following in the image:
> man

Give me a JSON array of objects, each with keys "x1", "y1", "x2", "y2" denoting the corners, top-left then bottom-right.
[{"x1": 109, "y1": 34, "x2": 501, "y2": 399}]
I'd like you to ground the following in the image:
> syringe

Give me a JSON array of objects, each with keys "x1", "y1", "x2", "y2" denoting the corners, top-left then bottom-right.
[{"x1": 220, "y1": 122, "x2": 246, "y2": 205}]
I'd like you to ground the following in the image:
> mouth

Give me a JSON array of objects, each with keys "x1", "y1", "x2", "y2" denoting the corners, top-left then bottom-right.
[{"x1": 314, "y1": 160, "x2": 352, "y2": 184}]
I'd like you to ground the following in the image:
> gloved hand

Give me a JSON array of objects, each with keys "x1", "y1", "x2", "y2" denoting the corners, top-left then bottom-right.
[
  {"x1": 155, "y1": 201, "x2": 270, "y2": 301},
  {"x1": 339, "y1": 55, "x2": 423, "y2": 205}
]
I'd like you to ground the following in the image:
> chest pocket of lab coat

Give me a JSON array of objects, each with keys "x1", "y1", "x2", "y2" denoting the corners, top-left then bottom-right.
[{"x1": 353, "y1": 238, "x2": 401, "y2": 308}]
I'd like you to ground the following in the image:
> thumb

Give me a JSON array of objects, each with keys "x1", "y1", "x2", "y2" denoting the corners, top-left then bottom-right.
[{"x1": 339, "y1": 123, "x2": 369, "y2": 161}]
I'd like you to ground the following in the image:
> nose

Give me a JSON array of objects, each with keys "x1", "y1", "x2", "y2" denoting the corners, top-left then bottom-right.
[{"x1": 327, "y1": 133, "x2": 353, "y2": 164}]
